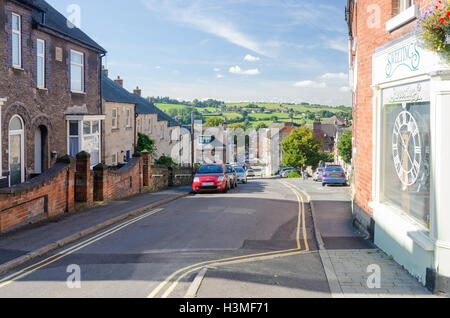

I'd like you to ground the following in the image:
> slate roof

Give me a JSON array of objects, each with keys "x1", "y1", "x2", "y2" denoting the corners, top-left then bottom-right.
[
  {"x1": 102, "y1": 75, "x2": 180, "y2": 127},
  {"x1": 25, "y1": 0, "x2": 106, "y2": 53}
]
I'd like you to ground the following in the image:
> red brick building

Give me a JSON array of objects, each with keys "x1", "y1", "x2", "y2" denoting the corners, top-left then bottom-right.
[{"x1": 347, "y1": 0, "x2": 450, "y2": 294}]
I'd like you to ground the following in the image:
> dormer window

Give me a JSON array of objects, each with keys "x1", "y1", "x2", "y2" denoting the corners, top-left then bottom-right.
[{"x1": 12, "y1": 13, "x2": 21, "y2": 68}]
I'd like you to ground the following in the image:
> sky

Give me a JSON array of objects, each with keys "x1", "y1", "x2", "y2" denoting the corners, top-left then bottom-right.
[{"x1": 47, "y1": 0, "x2": 351, "y2": 106}]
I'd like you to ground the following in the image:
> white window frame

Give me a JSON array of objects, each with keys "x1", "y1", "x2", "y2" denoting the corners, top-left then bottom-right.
[
  {"x1": 148, "y1": 118, "x2": 152, "y2": 134},
  {"x1": 12, "y1": 13, "x2": 21, "y2": 68},
  {"x1": 8, "y1": 115, "x2": 25, "y2": 186},
  {"x1": 112, "y1": 108, "x2": 117, "y2": 129},
  {"x1": 386, "y1": 0, "x2": 417, "y2": 32},
  {"x1": 37, "y1": 39, "x2": 45, "y2": 88},
  {"x1": 70, "y1": 49, "x2": 84, "y2": 93}
]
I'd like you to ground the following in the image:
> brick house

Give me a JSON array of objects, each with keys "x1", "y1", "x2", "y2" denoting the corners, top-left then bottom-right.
[
  {"x1": 0, "y1": 0, "x2": 106, "y2": 187},
  {"x1": 347, "y1": 0, "x2": 450, "y2": 294},
  {"x1": 101, "y1": 72, "x2": 136, "y2": 166}
]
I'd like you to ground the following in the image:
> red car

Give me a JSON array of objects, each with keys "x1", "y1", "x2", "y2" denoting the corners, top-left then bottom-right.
[{"x1": 192, "y1": 164, "x2": 231, "y2": 193}]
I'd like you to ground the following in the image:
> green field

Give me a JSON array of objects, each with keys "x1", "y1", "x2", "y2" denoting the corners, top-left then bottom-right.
[{"x1": 155, "y1": 102, "x2": 351, "y2": 127}]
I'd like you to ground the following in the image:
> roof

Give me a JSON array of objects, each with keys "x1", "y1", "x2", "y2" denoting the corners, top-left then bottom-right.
[
  {"x1": 28, "y1": 0, "x2": 106, "y2": 53},
  {"x1": 101, "y1": 75, "x2": 180, "y2": 127}
]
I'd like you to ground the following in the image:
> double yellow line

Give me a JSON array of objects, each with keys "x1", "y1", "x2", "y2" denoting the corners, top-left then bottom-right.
[
  {"x1": 148, "y1": 181, "x2": 309, "y2": 298},
  {"x1": 0, "y1": 208, "x2": 164, "y2": 289}
]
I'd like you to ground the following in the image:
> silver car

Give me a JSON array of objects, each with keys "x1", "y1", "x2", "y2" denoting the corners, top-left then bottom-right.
[
  {"x1": 234, "y1": 166, "x2": 248, "y2": 184},
  {"x1": 313, "y1": 168, "x2": 325, "y2": 182}
]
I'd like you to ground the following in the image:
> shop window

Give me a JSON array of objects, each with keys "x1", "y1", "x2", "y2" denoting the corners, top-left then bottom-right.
[{"x1": 381, "y1": 82, "x2": 431, "y2": 227}]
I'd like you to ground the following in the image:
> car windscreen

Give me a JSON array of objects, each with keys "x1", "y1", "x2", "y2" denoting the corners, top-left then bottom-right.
[
  {"x1": 326, "y1": 167, "x2": 343, "y2": 172},
  {"x1": 197, "y1": 165, "x2": 223, "y2": 174},
  {"x1": 226, "y1": 166, "x2": 233, "y2": 173},
  {"x1": 235, "y1": 168, "x2": 244, "y2": 173}
]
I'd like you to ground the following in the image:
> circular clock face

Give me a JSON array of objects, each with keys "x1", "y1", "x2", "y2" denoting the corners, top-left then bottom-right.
[{"x1": 392, "y1": 111, "x2": 422, "y2": 186}]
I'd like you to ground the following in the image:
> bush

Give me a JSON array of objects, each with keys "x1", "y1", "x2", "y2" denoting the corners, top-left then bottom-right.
[
  {"x1": 287, "y1": 171, "x2": 301, "y2": 178},
  {"x1": 136, "y1": 133, "x2": 157, "y2": 157},
  {"x1": 155, "y1": 155, "x2": 178, "y2": 167}
]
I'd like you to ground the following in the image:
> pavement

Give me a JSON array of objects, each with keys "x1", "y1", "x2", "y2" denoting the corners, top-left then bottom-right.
[{"x1": 0, "y1": 178, "x2": 440, "y2": 298}]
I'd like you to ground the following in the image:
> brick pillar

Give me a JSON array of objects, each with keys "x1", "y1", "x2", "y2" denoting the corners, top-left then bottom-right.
[
  {"x1": 93, "y1": 163, "x2": 108, "y2": 201},
  {"x1": 141, "y1": 151, "x2": 152, "y2": 187},
  {"x1": 56, "y1": 155, "x2": 76, "y2": 213},
  {"x1": 75, "y1": 151, "x2": 93, "y2": 204}
]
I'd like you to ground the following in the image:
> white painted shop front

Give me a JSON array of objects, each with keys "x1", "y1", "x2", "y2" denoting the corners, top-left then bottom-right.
[{"x1": 370, "y1": 33, "x2": 450, "y2": 290}]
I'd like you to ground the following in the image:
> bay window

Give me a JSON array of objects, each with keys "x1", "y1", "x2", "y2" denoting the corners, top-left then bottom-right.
[
  {"x1": 67, "y1": 116, "x2": 105, "y2": 167},
  {"x1": 70, "y1": 50, "x2": 84, "y2": 92}
]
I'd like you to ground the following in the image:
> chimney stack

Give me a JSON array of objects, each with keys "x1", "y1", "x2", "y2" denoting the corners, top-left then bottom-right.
[
  {"x1": 114, "y1": 76, "x2": 123, "y2": 87},
  {"x1": 133, "y1": 86, "x2": 142, "y2": 97},
  {"x1": 101, "y1": 65, "x2": 108, "y2": 77}
]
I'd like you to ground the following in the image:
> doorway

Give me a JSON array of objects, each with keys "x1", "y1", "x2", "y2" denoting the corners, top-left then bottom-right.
[{"x1": 34, "y1": 125, "x2": 48, "y2": 174}]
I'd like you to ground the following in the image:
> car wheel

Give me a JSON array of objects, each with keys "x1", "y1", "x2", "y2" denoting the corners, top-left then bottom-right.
[{"x1": 322, "y1": 183, "x2": 326, "y2": 187}]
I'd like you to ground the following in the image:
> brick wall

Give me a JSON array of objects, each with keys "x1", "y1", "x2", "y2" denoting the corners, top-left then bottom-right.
[
  {"x1": 350, "y1": 0, "x2": 434, "y2": 220},
  {"x1": 93, "y1": 153, "x2": 143, "y2": 201},
  {"x1": 0, "y1": 156, "x2": 75, "y2": 232}
]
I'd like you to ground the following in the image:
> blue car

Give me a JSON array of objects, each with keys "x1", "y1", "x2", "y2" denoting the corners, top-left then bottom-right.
[{"x1": 322, "y1": 165, "x2": 347, "y2": 187}]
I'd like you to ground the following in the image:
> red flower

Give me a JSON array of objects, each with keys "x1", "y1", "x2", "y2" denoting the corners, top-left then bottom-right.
[{"x1": 441, "y1": 17, "x2": 446, "y2": 23}]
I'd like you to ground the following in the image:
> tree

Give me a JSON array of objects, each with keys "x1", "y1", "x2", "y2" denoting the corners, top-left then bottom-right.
[
  {"x1": 270, "y1": 115, "x2": 279, "y2": 123},
  {"x1": 281, "y1": 127, "x2": 322, "y2": 169},
  {"x1": 337, "y1": 130, "x2": 353, "y2": 164},
  {"x1": 254, "y1": 122, "x2": 267, "y2": 130},
  {"x1": 204, "y1": 117, "x2": 224, "y2": 127},
  {"x1": 136, "y1": 133, "x2": 157, "y2": 157},
  {"x1": 228, "y1": 123, "x2": 248, "y2": 130},
  {"x1": 155, "y1": 155, "x2": 178, "y2": 167}
]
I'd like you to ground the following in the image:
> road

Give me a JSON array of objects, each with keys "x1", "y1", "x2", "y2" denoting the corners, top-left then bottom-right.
[{"x1": 0, "y1": 178, "x2": 344, "y2": 298}]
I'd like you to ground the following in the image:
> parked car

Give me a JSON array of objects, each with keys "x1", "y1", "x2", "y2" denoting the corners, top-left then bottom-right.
[
  {"x1": 313, "y1": 168, "x2": 325, "y2": 182},
  {"x1": 322, "y1": 165, "x2": 347, "y2": 187},
  {"x1": 281, "y1": 168, "x2": 296, "y2": 178},
  {"x1": 234, "y1": 166, "x2": 248, "y2": 184},
  {"x1": 192, "y1": 164, "x2": 231, "y2": 193},
  {"x1": 253, "y1": 168, "x2": 263, "y2": 177},
  {"x1": 225, "y1": 164, "x2": 238, "y2": 189},
  {"x1": 279, "y1": 167, "x2": 294, "y2": 178},
  {"x1": 246, "y1": 169, "x2": 255, "y2": 177}
]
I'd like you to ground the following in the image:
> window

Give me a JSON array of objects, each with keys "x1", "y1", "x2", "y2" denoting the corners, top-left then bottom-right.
[
  {"x1": 9, "y1": 115, "x2": 25, "y2": 186},
  {"x1": 112, "y1": 108, "x2": 117, "y2": 129},
  {"x1": 126, "y1": 108, "x2": 131, "y2": 128},
  {"x1": 82, "y1": 120, "x2": 100, "y2": 166},
  {"x1": 399, "y1": 0, "x2": 413, "y2": 13},
  {"x1": 12, "y1": 13, "x2": 21, "y2": 68},
  {"x1": 112, "y1": 153, "x2": 116, "y2": 165},
  {"x1": 37, "y1": 39, "x2": 45, "y2": 88},
  {"x1": 381, "y1": 82, "x2": 431, "y2": 228},
  {"x1": 70, "y1": 50, "x2": 84, "y2": 92},
  {"x1": 148, "y1": 118, "x2": 152, "y2": 133}
]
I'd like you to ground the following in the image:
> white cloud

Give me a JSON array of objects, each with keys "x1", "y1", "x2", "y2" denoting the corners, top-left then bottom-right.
[
  {"x1": 213, "y1": 68, "x2": 221, "y2": 72},
  {"x1": 144, "y1": 0, "x2": 270, "y2": 57},
  {"x1": 244, "y1": 54, "x2": 260, "y2": 62},
  {"x1": 339, "y1": 86, "x2": 351, "y2": 92},
  {"x1": 155, "y1": 66, "x2": 161, "y2": 70},
  {"x1": 294, "y1": 80, "x2": 326, "y2": 88},
  {"x1": 321, "y1": 72, "x2": 348, "y2": 80},
  {"x1": 216, "y1": 74, "x2": 224, "y2": 78},
  {"x1": 229, "y1": 65, "x2": 260, "y2": 75}
]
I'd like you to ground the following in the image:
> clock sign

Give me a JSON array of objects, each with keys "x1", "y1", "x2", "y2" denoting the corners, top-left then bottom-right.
[{"x1": 392, "y1": 110, "x2": 422, "y2": 186}]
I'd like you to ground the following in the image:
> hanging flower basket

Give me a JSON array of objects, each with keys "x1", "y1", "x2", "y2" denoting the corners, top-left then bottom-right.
[{"x1": 417, "y1": 0, "x2": 450, "y2": 61}]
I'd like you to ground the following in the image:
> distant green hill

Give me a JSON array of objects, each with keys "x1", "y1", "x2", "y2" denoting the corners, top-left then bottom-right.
[{"x1": 155, "y1": 101, "x2": 352, "y2": 127}]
